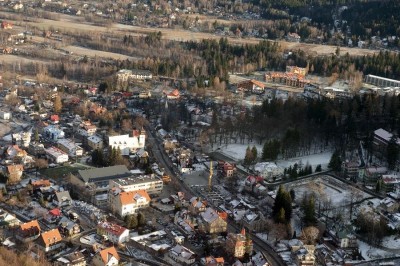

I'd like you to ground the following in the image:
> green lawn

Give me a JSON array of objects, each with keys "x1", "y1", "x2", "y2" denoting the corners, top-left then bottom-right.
[{"x1": 39, "y1": 164, "x2": 93, "y2": 179}]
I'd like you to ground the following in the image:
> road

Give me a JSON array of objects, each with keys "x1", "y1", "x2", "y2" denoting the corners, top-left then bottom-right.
[{"x1": 145, "y1": 125, "x2": 285, "y2": 266}]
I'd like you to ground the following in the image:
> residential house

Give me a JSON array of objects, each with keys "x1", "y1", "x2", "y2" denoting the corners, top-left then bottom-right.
[
  {"x1": 222, "y1": 162, "x2": 236, "y2": 178},
  {"x1": 339, "y1": 234, "x2": 358, "y2": 253},
  {"x1": 53, "y1": 191, "x2": 72, "y2": 207},
  {"x1": 0, "y1": 111, "x2": 11, "y2": 120},
  {"x1": 198, "y1": 207, "x2": 227, "y2": 234},
  {"x1": 45, "y1": 146, "x2": 69, "y2": 164},
  {"x1": 0, "y1": 209, "x2": 20, "y2": 228},
  {"x1": 286, "y1": 32, "x2": 301, "y2": 42},
  {"x1": 17, "y1": 220, "x2": 41, "y2": 242},
  {"x1": 166, "y1": 89, "x2": 180, "y2": 100},
  {"x1": 6, "y1": 145, "x2": 27, "y2": 160},
  {"x1": 169, "y1": 244, "x2": 196, "y2": 265},
  {"x1": 225, "y1": 228, "x2": 253, "y2": 259},
  {"x1": 97, "y1": 221, "x2": 129, "y2": 244},
  {"x1": 109, "y1": 189, "x2": 151, "y2": 217},
  {"x1": 77, "y1": 120, "x2": 97, "y2": 136},
  {"x1": 37, "y1": 228, "x2": 64, "y2": 252},
  {"x1": 43, "y1": 125, "x2": 65, "y2": 141},
  {"x1": 200, "y1": 256, "x2": 224, "y2": 266},
  {"x1": 108, "y1": 131, "x2": 146, "y2": 156},
  {"x1": 237, "y1": 79, "x2": 265, "y2": 94},
  {"x1": 29, "y1": 142, "x2": 46, "y2": 156},
  {"x1": 294, "y1": 245, "x2": 316, "y2": 266},
  {"x1": 373, "y1": 128, "x2": 400, "y2": 155},
  {"x1": 241, "y1": 211, "x2": 268, "y2": 233},
  {"x1": 50, "y1": 114, "x2": 60, "y2": 124},
  {"x1": 92, "y1": 246, "x2": 119, "y2": 266},
  {"x1": 57, "y1": 138, "x2": 83, "y2": 157},
  {"x1": 1, "y1": 21, "x2": 13, "y2": 29},
  {"x1": 12, "y1": 130, "x2": 32, "y2": 147},
  {"x1": 189, "y1": 197, "x2": 207, "y2": 214},
  {"x1": 5, "y1": 164, "x2": 24, "y2": 184},
  {"x1": 87, "y1": 135, "x2": 103, "y2": 150},
  {"x1": 253, "y1": 162, "x2": 284, "y2": 182},
  {"x1": 55, "y1": 251, "x2": 86, "y2": 266},
  {"x1": 58, "y1": 217, "x2": 80, "y2": 237}
]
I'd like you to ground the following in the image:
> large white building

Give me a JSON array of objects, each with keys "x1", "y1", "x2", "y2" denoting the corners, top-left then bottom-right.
[
  {"x1": 57, "y1": 138, "x2": 83, "y2": 157},
  {"x1": 108, "y1": 189, "x2": 151, "y2": 217},
  {"x1": 97, "y1": 221, "x2": 129, "y2": 244},
  {"x1": 109, "y1": 175, "x2": 163, "y2": 196},
  {"x1": 253, "y1": 162, "x2": 284, "y2": 182},
  {"x1": 108, "y1": 131, "x2": 145, "y2": 156},
  {"x1": 45, "y1": 146, "x2": 69, "y2": 164}
]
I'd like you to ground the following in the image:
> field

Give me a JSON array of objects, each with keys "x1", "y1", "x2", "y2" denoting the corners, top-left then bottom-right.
[
  {"x1": 63, "y1": 46, "x2": 140, "y2": 61},
  {"x1": 40, "y1": 163, "x2": 92, "y2": 180},
  {"x1": 8, "y1": 11, "x2": 379, "y2": 57}
]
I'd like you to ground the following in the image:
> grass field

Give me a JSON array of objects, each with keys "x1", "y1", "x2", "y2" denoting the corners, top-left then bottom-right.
[{"x1": 40, "y1": 164, "x2": 92, "y2": 180}]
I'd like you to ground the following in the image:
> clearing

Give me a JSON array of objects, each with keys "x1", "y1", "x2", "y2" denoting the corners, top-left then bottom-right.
[{"x1": 63, "y1": 46, "x2": 140, "y2": 61}]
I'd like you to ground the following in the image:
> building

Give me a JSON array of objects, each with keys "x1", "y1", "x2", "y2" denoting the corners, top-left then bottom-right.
[
  {"x1": 294, "y1": 245, "x2": 316, "y2": 266},
  {"x1": 117, "y1": 69, "x2": 152, "y2": 82},
  {"x1": 1, "y1": 21, "x2": 13, "y2": 29},
  {"x1": 200, "y1": 256, "x2": 224, "y2": 266},
  {"x1": 87, "y1": 135, "x2": 103, "y2": 150},
  {"x1": 53, "y1": 191, "x2": 73, "y2": 207},
  {"x1": 76, "y1": 165, "x2": 131, "y2": 188},
  {"x1": 169, "y1": 244, "x2": 196, "y2": 265},
  {"x1": 199, "y1": 207, "x2": 227, "y2": 234},
  {"x1": 373, "y1": 128, "x2": 400, "y2": 155},
  {"x1": 93, "y1": 246, "x2": 119, "y2": 266},
  {"x1": 166, "y1": 89, "x2": 181, "y2": 100},
  {"x1": 12, "y1": 130, "x2": 32, "y2": 147},
  {"x1": 58, "y1": 138, "x2": 83, "y2": 157},
  {"x1": 286, "y1": 32, "x2": 301, "y2": 42},
  {"x1": 109, "y1": 189, "x2": 151, "y2": 217},
  {"x1": 58, "y1": 217, "x2": 80, "y2": 236},
  {"x1": 0, "y1": 209, "x2": 20, "y2": 228},
  {"x1": 109, "y1": 175, "x2": 163, "y2": 196},
  {"x1": 253, "y1": 162, "x2": 284, "y2": 182},
  {"x1": 286, "y1": 66, "x2": 307, "y2": 76},
  {"x1": 189, "y1": 197, "x2": 207, "y2": 214},
  {"x1": 5, "y1": 164, "x2": 24, "y2": 184},
  {"x1": 17, "y1": 220, "x2": 41, "y2": 242},
  {"x1": 241, "y1": 211, "x2": 268, "y2": 233},
  {"x1": 78, "y1": 121, "x2": 97, "y2": 137},
  {"x1": 97, "y1": 221, "x2": 130, "y2": 244},
  {"x1": 0, "y1": 111, "x2": 11, "y2": 120},
  {"x1": 43, "y1": 125, "x2": 65, "y2": 141},
  {"x1": 222, "y1": 162, "x2": 236, "y2": 178},
  {"x1": 237, "y1": 79, "x2": 265, "y2": 94},
  {"x1": 108, "y1": 132, "x2": 146, "y2": 156},
  {"x1": 365, "y1": 74, "x2": 400, "y2": 88},
  {"x1": 37, "y1": 228, "x2": 64, "y2": 252},
  {"x1": 225, "y1": 228, "x2": 253, "y2": 259},
  {"x1": 55, "y1": 251, "x2": 86, "y2": 266},
  {"x1": 45, "y1": 146, "x2": 69, "y2": 163}
]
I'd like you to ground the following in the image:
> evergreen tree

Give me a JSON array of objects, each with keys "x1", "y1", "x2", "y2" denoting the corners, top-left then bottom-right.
[
  {"x1": 315, "y1": 164, "x2": 322, "y2": 172},
  {"x1": 137, "y1": 212, "x2": 146, "y2": 226},
  {"x1": 328, "y1": 150, "x2": 342, "y2": 172},
  {"x1": 251, "y1": 146, "x2": 258, "y2": 161},
  {"x1": 387, "y1": 136, "x2": 399, "y2": 170},
  {"x1": 273, "y1": 185, "x2": 292, "y2": 223},
  {"x1": 244, "y1": 146, "x2": 254, "y2": 165},
  {"x1": 277, "y1": 208, "x2": 286, "y2": 224},
  {"x1": 301, "y1": 194, "x2": 317, "y2": 226}
]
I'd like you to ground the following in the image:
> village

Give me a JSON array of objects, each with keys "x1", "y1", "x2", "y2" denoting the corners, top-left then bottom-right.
[{"x1": 0, "y1": 57, "x2": 398, "y2": 266}]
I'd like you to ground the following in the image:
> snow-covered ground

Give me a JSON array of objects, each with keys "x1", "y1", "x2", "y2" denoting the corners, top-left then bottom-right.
[
  {"x1": 215, "y1": 143, "x2": 332, "y2": 170},
  {"x1": 381, "y1": 235, "x2": 400, "y2": 250},
  {"x1": 358, "y1": 240, "x2": 396, "y2": 260}
]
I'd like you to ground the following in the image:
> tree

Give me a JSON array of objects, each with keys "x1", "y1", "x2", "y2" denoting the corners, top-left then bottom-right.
[
  {"x1": 244, "y1": 146, "x2": 254, "y2": 165},
  {"x1": 251, "y1": 146, "x2": 258, "y2": 161},
  {"x1": 34, "y1": 128, "x2": 39, "y2": 142},
  {"x1": 125, "y1": 214, "x2": 138, "y2": 229},
  {"x1": 137, "y1": 212, "x2": 146, "y2": 226},
  {"x1": 328, "y1": 150, "x2": 342, "y2": 172},
  {"x1": 301, "y1": 194, "x2": 317, "y2": 226},
  {"x1": 273, "y1": 185, "x2": 292, "y2": 223},
  {"x1": 315, "y1": 164, "x2": 322, "y2": 172},
  {"x1": 301, "y1": 226, "x2": 319, "y2": 245},
  {"x1": 276, "y1": 208, "x2": 286, "y2": 224},
  {"x1": 53, "y1": 95, "x2": 62, "y2": 113},
  {"x1": 387, "y1": 135, "x2": 399, "y2": 170}
]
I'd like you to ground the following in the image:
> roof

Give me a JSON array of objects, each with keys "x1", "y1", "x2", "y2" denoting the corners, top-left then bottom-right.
[
  {"x1": 78, "y1": 165, "x2": 130, "y2": 183},
  {"x1": 49, "y1": 208, "x2": 61, "y2": 216},
  {"x1": 7, "y1": 164, "x2": 23, "y2": 173},
  {"x1": 40, "y1": 229, "x2": 62, "y2": 247},
  {"x1": 97, "y1": 221, "x2": 128, "y2": 237},
  {"x1": 99, "y1": 246, "x2": 120, "y2": 264},
  {"x1": 55, "y1": 191, "x2": 72, "y2": 202},
  {"x1": 32, "y1": 179, "x2": 51, "y2": 188},
  {"x1": 170, "y1": 244, "x2": 195, "y2": 259},
  {"x1": 119, "y1": 190, "x2": 151, "y2": 205},
  {"x1": 19, "y1": 220, "x2": 41, "y2": 234}
]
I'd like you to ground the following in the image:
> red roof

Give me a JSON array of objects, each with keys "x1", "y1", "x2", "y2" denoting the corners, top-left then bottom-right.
[
  {"x1": 50, "y1": 114, "x2": 60, "y2": 121},
  {"x1": 49, "y1": 208, "x2": 61, "y2": 216}
]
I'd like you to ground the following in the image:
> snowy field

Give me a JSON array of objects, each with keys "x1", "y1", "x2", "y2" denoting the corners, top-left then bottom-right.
[
  {"x1": 358, "y1": 240, "x2": 397, "y2": 260},
  {"x1": 381, "y1": 235, "x2": 400, "y2": 250},
  {"x1": 285, "y1": 176, "x2": 370, "y2": 206},
  {"x1": 215, "y1": 143, "x2": 332, "y2": 170}
]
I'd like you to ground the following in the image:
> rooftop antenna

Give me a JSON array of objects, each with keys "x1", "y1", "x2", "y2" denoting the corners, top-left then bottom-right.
[{"x1": 208, "y1": 161, "x2": 213, "y2": 192}]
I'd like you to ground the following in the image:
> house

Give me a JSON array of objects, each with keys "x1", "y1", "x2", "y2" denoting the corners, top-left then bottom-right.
[
  {"x1": 200, "y1": 256, "x2": 224, "y2": 266},
  {"x1": 241, "y1": 211, "x2": 268, "y2": 233},
  {"x1": 6, "y1": 145, "x2": 27, "y2": 159},
  {"x1": 253, "y1": 162, "x2": 283, "y2": 182},
  {"x1": 1, "y1": 21, "x2": 13, "y2": 29},
  {"x1": 379, "y1": 197, "x2": 400, "y2": 213},
  {"x1": 97, "y1": 221, "x2": 129, "y2": 244},
  {"x1": 37, "y1": 228, "x2": 64, "y2": 252},
  {"x1": 166, "y1": 89, "x2": 180, "y2": 100},
  {"x1": 0, "y1": 111, "x2": 11, "y2": 120},
  {"x1": 17, "y1": 220, "x2": 41, "y2": 242},
  {"x1": 43, "y1": 125, "x2": 65, "y2": 140},
  {"x1": 0, "y1": 209, "x2": 20, "y2": 228},
  {"x1": 109, "y1": 189, "x2": 151, "y2": 217},
  {"x1": 169, "y1": 244, "x2": 196, "y2": 265},
  {"x1": 286, "y1": 32, "x2": 301, "y2": 42},
  {"x1": 373, "y1": 128, "x2": 400, "y2": 155},
  {"x1": 189, "y1": 197, "x2": 207, "y2": 214},
  {"x1": 50, "y1": 114, "x2": 60, "y2": 124},
  {"x1": 92, "y1": 246, "x2": 119, "y2": 266},
  {"x1": 58, "y1": 217, "x2": 80, "y2": 236},
  {"x1": 198, "y1": 207, "x2": 227, "y2": 234},
  {"x1": 12, "y1": 130, "x2": 32, "y2": 147},
  {"x1": 87, "y1": 135, "x2": 103, "y2": 150},
  {"x1": 53, "y1": 191, "x2": 72, "y2": 207},
  {"x1": 45, "y1": 146, "x2": 69, "y2": 163},
  {"x1": 55, "y1": 251, "x2": 86, "y2": 266},
  {"x1": 57, "y1": 138, "x2": 83, "y2": 157},
  {"x1": 294, "y1": 245, "x2": 316, "y2": 266},
  {"x1": 237, "y1": 80, "x2": 265, "y2": 94},
  {"x1": 5, "y1": 164, "x2": 24, "y2": 184},
  {"x1": 32, "y1": 179, "x2": 51, "y2": 190},
  {"x1": 108, "y1": 131, "x2": 146, "y2": 156},
  {"x1": 222, "y1": 162, "x2": 236, "y2": 178},
  {"x1": 225, "y1": 228, "x2": 253, "y2": 259}
]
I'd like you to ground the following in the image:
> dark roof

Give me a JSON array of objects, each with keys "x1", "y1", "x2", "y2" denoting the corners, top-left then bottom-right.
[{"x1": 78, "y1": 165, "x2": 130, "y2": 183}]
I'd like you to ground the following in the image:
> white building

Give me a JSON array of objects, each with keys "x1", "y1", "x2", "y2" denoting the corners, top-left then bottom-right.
[
  {"x1": 88, "y1": 135, "x2": 103, "y2": 150},
  {"x1": 108, "y1": 189, "x2": 151, "y2": 217},
  {"x1": 12, "y1": 130, "x2": 31, "y2": 147},
  {"x1": 169, "y1": 244, "x2": 196, "y2": 265},
  {"x1": 45, "y1": 146, "x2": 69, "y2": 164},
  {"x1": 108, "y1": 132, "x2": 145, "y2": 156},
  {"x1": 97, "y1": 221, "x2": 129, "y2": 244},
  {"x1": 0, "y1": 111, "x2": 11, "y2": 120},
  {"x1": 44, "y1": 125, "x2": 65, "y2": 141},
  {"x1": 57, "y1": 138, "x2": 83, "y2": 157},
  {"x1": 116, "y1": 69, "x2": 152, "y2": 82},
  {"x1": 93, "y1": 246, "x2": 119, "y2": 266},
  {"x1": 253, "y1": 162, "x2": 284, "y2": 182},
  {"x1": 109, "y1": 175, "x2": 163, "y2": 196}
]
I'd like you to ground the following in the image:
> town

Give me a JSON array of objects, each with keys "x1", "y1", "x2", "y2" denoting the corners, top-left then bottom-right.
[{"x1": 0, "y1": 1, "x2": 400, "y2": 266}]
